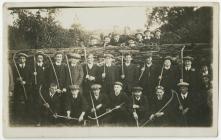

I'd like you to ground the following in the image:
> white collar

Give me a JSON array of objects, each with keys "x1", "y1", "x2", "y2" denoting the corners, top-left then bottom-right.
[
  {"x1": 94, "y1": 94, "x2": 99, "y2": 100},
  {"x1": 135, "y1": 96, "x2": 141, "y2": 101},
  {"x1": 185, "y1": 66, "x2": 191, "y2": 71},
  {"x1": 125, "y1": 62, "x2": 131, "y2": 66},
  {"x1": 202, "y1": 71, "x2": 209, "y2": 75},
  {"x1": 37, "y1": 62, "x2": 43, "y2": 66},
  {"x1": 114, "y1": 92, "x2": 120, "y2": 96},
  {"x1": 164, "y1": 66, "x2": 171, "y2": 70},
  {"x1": 71, "y1": 63, "x2": 77, "y2": 67},
  {"x1": 181, "y1": 92, "x2": 188, "y2": 99},
  {"x1": 106, "y1": 64, "x2": 112, "y2": 67},
  {"x1": 55, "y1": 62, "x2": 61, "y2": 66},
  {"x1": 49, "y1": 92, "x2": 55, "y2": 98},
  {"x1": 72, "y1": 95, "x2": 78, "y2": 99},
  {"x1": 88, "y1": 63, "x2": 93, "y2": 69},
  {"x1": 146, "y1": 63, "x2": 152, "y2": 67},
  {"x1": 19, "y1": 63, "x2": 25, "y2": 68}
]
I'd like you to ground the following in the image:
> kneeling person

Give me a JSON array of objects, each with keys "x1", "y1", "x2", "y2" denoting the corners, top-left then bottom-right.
[
  {"x1": 65, "y1": 85, "x2": 88, "y2": 125},
  {"x1": 87, "y1": 84, "x2": 110, "y2": 126}
]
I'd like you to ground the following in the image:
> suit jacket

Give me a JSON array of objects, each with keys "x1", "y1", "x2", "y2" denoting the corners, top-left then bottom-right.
[
  {"x1": 67, "y1": 64, "x2": 84, "y2": 86},
  {"x1": 65, "y1": 93, "x2": 88, "y2": 118},
  {"x1": 131, "y1": 95, "x2": 150, "y2": 121},
  {"x1": 181, "y1": 67, "x2": 198, "y2": 92},
  {"x1": 139, "y1": 64, "x2": 158, "y2": 98},
  {"x1": 120, "y1": 63, "x2": 139, "y2": 93},
  {"x1": 43, "y1": 89, "x2": 62, "y2": 115},
  {"x1": 48, "y1": 63, "x2": 68, "y2": 89},
  {"x1": 87, "y1": 93, "x2": 110, "y2": 117},
  {"x1": 100, "y1": 65, "x2": 120, "y2": 95},
  {"x1": 13, "y1": 63, "x2": 31, "y2": 101}
]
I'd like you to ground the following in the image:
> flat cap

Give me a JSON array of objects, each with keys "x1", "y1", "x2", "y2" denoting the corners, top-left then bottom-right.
[
  {"x1": 114, "y1": 81, "x2": 123, "y2": 87},
  {"x1": 155, "y1": 85, "x2": 164, "y2": 90},
  {"x1": 177, "y1": 82, "x2": 189, "y2": 87},
  {"x1": 164, "y1": 56, "x2": 173, "y2": 61},
  {"x1": 135, "y1": 32, "x2": 143, "y2": 36},
  {"x1": 17, "y1": 52, "x2": 28, "y2": 58},
  {"x1": 91, "y1": 84, "x2": 102, "y2": 90},
  {"x1": 36, "y1": 51, "x2": 45, "y2": 56},
  {"x1": 54, "y1": 51, "x2": 63, "y2": 56},
  {"x1": 104, "y1": 54, "x2": 113, "y2": 58},
  {"x1": 68, "y1": 53, "x2": 81, "y2": 59},
  {"x1": 144, "y1": 29, "x2": 151, "y2": 34},
  {"x1": 132, "y1": 86, "x2": 143, "y2": 92},
  {"x1": 184, "y1": 56, "x2": 194, "y2": 61},
  {"x1": 146, "y1": 52, "x2": 153, "y2": 57},
  {"x1": 69, "y1": 85, "x2": 80, "y2": 90}
]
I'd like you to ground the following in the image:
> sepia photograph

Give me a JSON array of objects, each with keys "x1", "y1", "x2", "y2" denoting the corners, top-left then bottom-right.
[{"x1": 2, "y1": 1, "x2": 219, "y2": 137}]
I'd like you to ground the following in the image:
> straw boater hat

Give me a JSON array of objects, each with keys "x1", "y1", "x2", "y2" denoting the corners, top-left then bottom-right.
[
  {"x1": 17, "y1": 52, "x2": 28, "y2": 58},
  {"x1": 177, "y1": 82, "x2": 189, "y2": 87},
  {"x1": 69, "y1": 85, "x2": 80, "y2": 90},
  {"x1": 164, "y1": 56, "x2": 173, "y2": 61},
  {"x1": 36, "y1": 51, "x2": 45, "y2": 57},
  {"x1": 54, "y1": 51, "x2": 63, "y2": 57},
  {"x1": 91, "y1": 84, "x2": 102, "y2": 90},
  {"x1": 104, "y1": 53, "x2": 114, "y2": 58},
  {"x1": 144, "y1": 29, "x2": 151, "y2": 34}
]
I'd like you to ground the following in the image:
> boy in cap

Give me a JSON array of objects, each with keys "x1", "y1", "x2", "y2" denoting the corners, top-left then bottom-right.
[
  {"x1": 143, "y1": 29, "x2": 153, "y2": 45},
  {"x1": 139, "y1": 52, "x2": 158, "y2": 100},
  {"x1": 101, "y1": 53, "x2": 120, "y2": 95},
  {"x1": 135, "y1": 32, "x2": 144, "y2": 45},
  {"x1": 110, "y1": 34, "x2": 122, "y2": 46},
  {"x1": 83, "y1": 54, "x2": 100, "y2": 98},
  {"x1": 152, "y1": 28, "x2": 161, "y2": 45},
  {"x1": 131, "y1": 86, "x2": 149, "y2": 125},
  {"x1": 149, "y1": 86, "x2": 179, "y2": 126},
  {"x1": 177, "y1": 82, "x2": 201, "y2": 126},
  {"x1": 158, "y1": 56, "x2": 179, "y2": 93},
  {"x1": 120, "y1": 53, "x2": 139, "y2": 95},
  {"x1": 40, "y1": 83, "x2": 62, "y2": 126},
  {"x1": 108, "y1": 82, "x2": 131, "y2": 126},
  {"x1": 65, "y1": 85, "x2": 88, "y2": 125},
  {"x1": 87, "y1": 84, "x2": 110, "y2": 125},
  {"x1": 12, "y1": 52, "x2": 31, "y2": 124},
  {"x1": 102, "y1": 36, "x2": 111, "y2": 47}
]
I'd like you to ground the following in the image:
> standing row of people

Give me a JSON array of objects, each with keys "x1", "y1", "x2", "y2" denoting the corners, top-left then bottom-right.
[{"x1": 10, "y1": 51, "x2": 212, "y2": 127}]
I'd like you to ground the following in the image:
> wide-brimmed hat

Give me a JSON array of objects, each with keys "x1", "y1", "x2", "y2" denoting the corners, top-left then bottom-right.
[
  {"x1": 17, "y1": 52, "x2": 28, "y2": 58},
  {"x1": 177, "y1": 82, "x2": 190, "y2": 87},
  {"x1": 114, "y1": 81, "x2": 123, "y2": 87}
]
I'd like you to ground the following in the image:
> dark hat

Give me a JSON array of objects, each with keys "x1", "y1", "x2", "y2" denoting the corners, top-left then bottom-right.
[
  {"x1": 164, "y1": 56, "x2": 173, "y2": 61},
  {"x1": 183, "y1": 56, "x2": 194, "y2": 61},
  {"x1": 36, "y1": 51, "x2": 45, "y2": 56},
  {"x1": 69, "y1": 85, "x2": 80, "y2": 90},
  {"x1": 104, "y1": 54, "x2": 113, "y2": 58},
  {"x1": 132, "y1": 86, "x2": 143, "y2": 92},
  {"x1": 155, "y1": 86, "x2": 164, "y2": 90},
  {"x1": 135, "y1": 32, "x2": 143, "y2": 36},
  {"x1": 146, "y1": 52, "x2": 153, "y2": 58},
  {"x1": 17, "y1": 52, "x2": 28, "y2": 58},
  {"x1": 68, "y1": 53, "x2": 81, "y2": 59},
  {"x1": 114, "y1": 81, "x2": 123, "y2": 87},
  {"x1": 91, "y1": 84, "x2": 102, "y2": 90},
  {"x1": 54, "y1": 51, "x2": 63, "y2": 57},
  {"x1": 177, "y1": 82, "x2": 189, "y2": 87},
  {"x1": 144, "y1": 29, "x2": 151, "y2": 34}
]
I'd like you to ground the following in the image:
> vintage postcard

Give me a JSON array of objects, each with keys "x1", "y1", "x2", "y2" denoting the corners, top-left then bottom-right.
[{"x1": 2, "y1": 1, "x2": 219, "y2": 137}]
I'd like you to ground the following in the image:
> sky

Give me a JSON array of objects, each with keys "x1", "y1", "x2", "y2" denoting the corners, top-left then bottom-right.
[{"x1": 7, "y1": 7, "x2": 156, "y2": 33}]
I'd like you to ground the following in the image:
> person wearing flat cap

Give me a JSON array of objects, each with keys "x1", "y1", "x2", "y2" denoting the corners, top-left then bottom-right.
[
  {"x1": 65, "y1": 85, "x2": 88, "y2": 125},
  {"x1": 108, "y1": 82, "x2": 131, "y2": 126},
  {"x1": 110, "y1": 34, "x2": 123, "y2": 46},
  {"x1": 148, "y1": 85, "x2": 179, "y2": 126},
  {"x1": 135, "y1": 32, "x2": 144, "y2": 45},
  {"x1": 82, "y1": 54, "x2": 100, "y2": 98},
  {"x1": 176, "y1": 82, "x2": 201, "y2": 126},
  {"x1": 152, "y1": 28, "x2": 162, "y2": 45},
  {"x1": 120, "y1": 53, "x2": 139, "y2": 95},
  {"x1": 102, "y1": 36, "x2": 111, "y2": 47},
  {"x1": 130, "y1": 86, "x2": 149, "y2": 125},
  {"x1": 87, "y1": 84, "x2": 110, "y2": 125},
  {"x1": 179, "y1": 56, "x2": 198, "y2": 92},
  {"x1": 101, "y1": 53, "x2": 120, "y2": 95},
  {"x1": 13, "y1": 52, "x2": 32, "y2": 124},
  {"x1": 139, "y1": 52, "x2": 158, "y2": 100},
  {"x1": 158, "y1": 56, "x2": 179, "y2": 93},
  {"x1": 31, "y1": 51, "x2": 49, "y2": 126},
  {"x1": 67, "y1": 53, "x2": 84, "y2": 90}
]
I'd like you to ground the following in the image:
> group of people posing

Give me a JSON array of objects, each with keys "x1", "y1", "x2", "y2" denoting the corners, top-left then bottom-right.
[{"x1": 9, "y1": 50, "x2": 212, "y2": 127}]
